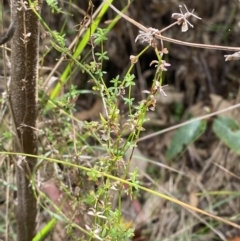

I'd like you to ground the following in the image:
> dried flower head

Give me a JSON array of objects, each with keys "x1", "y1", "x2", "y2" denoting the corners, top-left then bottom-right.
[
  {"x1": 224, "y1": 51, "x2": 240, "y2": 61},
  {"x1": 151, "y1": 81, "x2": 168, "y2": 96},
  {"x1": 135, "y1": 27, "x2": 159, "y2": 46},
  {"x1": 150, "y1": 60, "x2": 171, "y2": 72},
  {"x1": 172, "y1": 4, "x2": 201, "y2": 32},
  {"x1": 130, "y1": 55, "x2": 138, "y2": 64}
]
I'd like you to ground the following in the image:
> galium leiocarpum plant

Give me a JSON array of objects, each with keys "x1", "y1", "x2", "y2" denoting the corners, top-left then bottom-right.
[
  {"x1": 23, "y1": 1, "x2": 240, "y2": 240},
  {"x1": 58, "y1": 3, "x2": 240, "y2": 239}
]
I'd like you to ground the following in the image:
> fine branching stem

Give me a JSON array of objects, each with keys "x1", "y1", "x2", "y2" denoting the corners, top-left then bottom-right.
[{"x1": 103, "y1": 0, "x2": 240, "y2": 52}]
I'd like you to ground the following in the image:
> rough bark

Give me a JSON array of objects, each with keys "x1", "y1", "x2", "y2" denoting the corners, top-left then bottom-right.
[{"x1": 10, "y1": 1, "x2": 42, "y2": 241}]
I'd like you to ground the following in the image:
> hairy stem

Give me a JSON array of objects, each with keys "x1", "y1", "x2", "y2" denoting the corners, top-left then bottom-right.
[{"x1": 10, "y1": 1, "x2": 42, "y2": 240}]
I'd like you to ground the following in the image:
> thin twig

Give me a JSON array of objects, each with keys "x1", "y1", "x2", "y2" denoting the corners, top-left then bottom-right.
[
  {"x1": 104, "y1": 0, "x2": 240, "y2": 52},
  {"x1": 138, "y1": 102, "x2": 240, "y2": 141}
]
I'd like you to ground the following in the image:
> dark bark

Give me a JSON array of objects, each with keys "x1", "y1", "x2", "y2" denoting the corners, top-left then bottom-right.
[{"x1": 10, "y1": 1, "x2": 42, "y2": 241}]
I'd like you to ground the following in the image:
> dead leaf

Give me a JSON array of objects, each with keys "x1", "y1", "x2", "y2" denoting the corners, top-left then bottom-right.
[
  {"x1": 227, "y1": 237, "x2": 240, "y2": 241},
  {"x1": 189, "y1": 192, "x2": 198, "y2": 207},
  {"x1": 210, "y1": 94, "x2": 231, "y2": 116}
]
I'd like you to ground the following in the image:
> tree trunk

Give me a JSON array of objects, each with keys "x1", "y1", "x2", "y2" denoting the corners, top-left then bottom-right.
[{"x1": 10, "y1": 1, "x2": 42, "y2": 240}]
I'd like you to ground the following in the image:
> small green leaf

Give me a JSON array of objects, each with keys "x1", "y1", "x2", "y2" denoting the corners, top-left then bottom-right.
[
  {"x1": 213, "y1": 117, "x2": 240, "y2": 154},
  {"x1": 166, "y1": 120, "x2": 206, "y2": 160},
  {"x1": 99, "y1": 113, "x2": 107, "y2": 124},
  {"x1": 46, "y1": 0, "x2": 62, "y2": 13}
]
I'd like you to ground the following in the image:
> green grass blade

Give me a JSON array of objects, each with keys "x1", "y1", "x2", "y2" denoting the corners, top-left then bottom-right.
[
  {"x1": 32, "y1": 218, "x2": 56, "y2": 241},
  {"x1": 50, "y1": 0, "x2": 115, "y2": 100}
]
